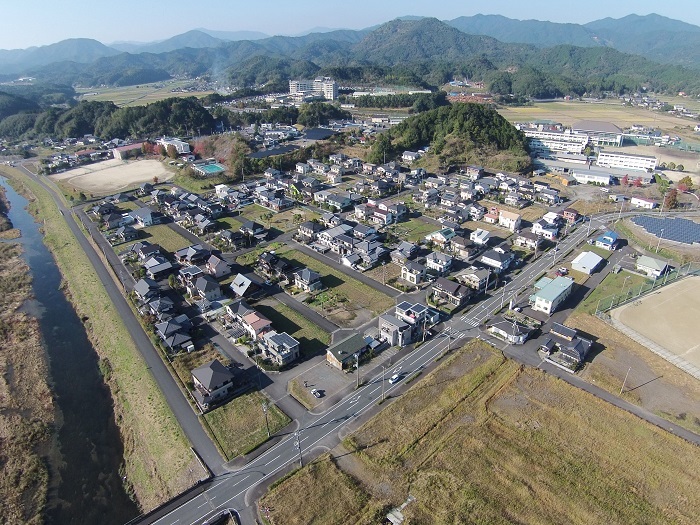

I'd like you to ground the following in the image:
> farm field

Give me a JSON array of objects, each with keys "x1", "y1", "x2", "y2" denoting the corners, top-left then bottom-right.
[
  {"x1": 75, "y1": 80, "x2": 215, "y2": 107},
  {"x1": 261, "y1": 340, "x2": 700, "y2": 525}
]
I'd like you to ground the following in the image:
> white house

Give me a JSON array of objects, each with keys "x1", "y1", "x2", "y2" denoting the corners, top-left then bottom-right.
[
  {"x1": 498, "y1": 210, "x2": 521, "y2": 232},
  {"x1": 571, "y1": 251, "x2": 604, "y2": 275},
  {"x1": 630, "y1": 196, "x2": 658, "y2": 209},
  {"x1": 530, "y1": 276, "x2": 574, "y2": 315},
  {"x1": 636, "y1": 255, "x2": 668, "y2": 278},
  {"x1": 469, "y1": 228, "x2": 490, "y2": 246}
]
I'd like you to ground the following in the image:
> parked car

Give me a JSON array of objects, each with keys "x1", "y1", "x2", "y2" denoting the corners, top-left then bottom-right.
[
  {"x1": 556, "y1": 267, "x2": 568, "y2": 276},
  {"x1": 311, "y1": 388, "x2": 322, "y2": 398}
]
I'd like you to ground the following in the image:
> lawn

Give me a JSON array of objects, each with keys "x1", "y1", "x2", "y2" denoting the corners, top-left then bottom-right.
[
  {"x1": 263, "y1": 339, "x2": 700, "y2": 525},
  {"x1": 236, "y1": 241, "x2": 285, "y2": 266},
  {"x1": 275, "y1": 247, "x2": 395, "y2": 317},
  {"x1": 576, "y1": 269, "x2": 651, "y2": 314},
  {"x1": 254, "y1": 300, "x2": 330, "y2": 356},
  {"x1": 2, "y1": 167, "x2": 202, "y2": 511},
  {"x1": 217, "y1": 215, "x2": 244, "y2": 231},
  {"x1": 203, "y1": 391, "x2": 290, "y2": 460},
  {"x1": 172, "y1": 171, "x2": 227, "y2": 194},
  {"x1": 387, "y1": 217, "x2": 439, "y2": 243},
  {"x1": 171, "y1": 344, "x2": 224, "y2": 391},
  {"x1": 141, "y1": 224, "x2": 192, "y2": 253}
]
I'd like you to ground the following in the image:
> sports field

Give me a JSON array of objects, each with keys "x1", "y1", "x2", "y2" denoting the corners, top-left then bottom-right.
[
  {"x1": 49, "y1": 159, "x2": 173, "y2": 194},
  {"x1": 613, "y1": 276, "x2": 700, "y2": 368},
  {"x1": 75, "y1": 80, "x2": 215, "y2": 107}
]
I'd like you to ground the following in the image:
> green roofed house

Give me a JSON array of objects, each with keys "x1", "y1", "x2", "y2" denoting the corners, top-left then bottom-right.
[
  {"x1": 635, "y1": 255, "x2": 669, "y2": 278},
  {"x1": 326, "y1": 333, "x2": 368, "y2": 370},
  {"x1": 530, "y1": 276, "x2": 574, "y2": 315}
]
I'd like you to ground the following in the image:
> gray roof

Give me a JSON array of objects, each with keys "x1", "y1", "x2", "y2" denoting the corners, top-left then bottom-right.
[
  {"x1": 133, "y1": 278, "x2": 158, "y2": 297},
  {"x1": 327, "y1": 333, "x2": 367, "y2": 362},
  {"x1": 192, "y1": 359, "x2": 234, "y2": 391},
  {"x1": 379, "y1": 314, "x2": 409, "y2": 330},
  {"x1": 195, "y1": 275, "x2": 220, "y2": 293},
  {"x1": 295, "y1": 267, "x2": 320, "y2": 283},
  {"x1": 227, "y1": 298, "x2": 254, "y2": 317},
  {"x1": 230, "y1": 274, "x2": 254, "y2": 296}
]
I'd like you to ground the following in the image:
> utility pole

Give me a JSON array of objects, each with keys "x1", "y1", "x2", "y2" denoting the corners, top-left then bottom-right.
[
  {"x1": 262, "y1": 401, "x2": 270, "y2": 437},
  {"x1": 355, "y1": 353, "x2": 360, "y2": 388},
  {"x1": 621, "y1": 275, "x2": 631, "y2": 301},
  {"x1": 619, "y1": 367, "x2": 632, "y2": 395},
  {"x1": 294, "y1": 431, "x2": 303, "y2": 467},
  {"x1": 381, "y1": 365, "x2": 386, "y2": 401},
  {"x1": 656, "y1": 228, "x2": 664, "y2": 253}
]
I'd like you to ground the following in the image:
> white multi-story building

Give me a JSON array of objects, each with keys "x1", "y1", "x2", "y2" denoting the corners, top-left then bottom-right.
[
  {"x1": 521, "y1": 128, "x2": 589, "y2": 156},
  {"x1": 157, "y1": 137, "x2": 190, "y2": 155},
  {"x1": 289, "y1": 77, "x2": 338, "y2": 100},
  {"x1": 596, "y1": 151, "x2": 657, "y2": 172}
]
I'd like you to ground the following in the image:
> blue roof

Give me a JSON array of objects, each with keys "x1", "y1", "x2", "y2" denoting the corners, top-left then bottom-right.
[{"x1": 596, "y1": 230, "x2": 618, "y2": 244}]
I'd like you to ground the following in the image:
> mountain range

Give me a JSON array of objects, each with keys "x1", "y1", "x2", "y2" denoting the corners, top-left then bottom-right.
[{"x1": 0, "y1": 14, "x2": 699, "y2": 97}]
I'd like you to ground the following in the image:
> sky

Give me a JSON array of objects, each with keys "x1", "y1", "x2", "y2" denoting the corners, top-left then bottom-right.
[{"x1": 2, "y1": 0, "x2": 700, "y2": 49}]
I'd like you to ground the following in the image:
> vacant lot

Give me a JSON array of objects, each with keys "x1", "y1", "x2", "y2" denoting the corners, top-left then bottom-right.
[
  {"x1": 263, "y1": 340, "x2": 700, "y2": 525},
  {"x1": 203, "y1": 391, "x2": 289, "y2": 460},
  {"x1": 275, "y1": 246, "x2": 395, "y2": 320},
  {"x1": 49, "y1": 159, "x2": 172, "y2": 194},
  {"x1": 254, "y1": 299, "x2": 331, "y2": 356},
  {"x1": 139, "y1": 224, "x2": 192, "y2": 253},
  {"x1": 613, "y1": 276, "x2": 700, "y2": 368},
  {"x1": 576, "y1": 269, "x2": 650, "y2": 314},
  {"x1": 388, "y1": 217, "x2": 439, "y2": 243}
]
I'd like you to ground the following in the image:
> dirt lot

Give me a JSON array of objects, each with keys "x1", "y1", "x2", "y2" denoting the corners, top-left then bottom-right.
[
  {"x1": 261, "y1": 340, "x2": 700, "y2": 524},
  {"x1": 49, "y1": 159, "x2": 173, "y2": 194},
  {"x1": 612, "y1": 277, "x2": 700, "y2": 368}
]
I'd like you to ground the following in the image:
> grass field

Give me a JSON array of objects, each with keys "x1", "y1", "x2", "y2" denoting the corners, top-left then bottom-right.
[
  {"x1": 387, "y1": 217, "x2": 439, "y2": 243},
  {"x1": 75, "y1": 80, "x2": 215, "y2": 107},
  {"x1": 275, "y1": 246, "x2": 395, "y2": 317},
  {"x1": 1, "y1": 167, "x2": 203, "y2": 511},
  {"x1": 254, "y1": 300, "x2": 330, "y2": 356},
  {"x1": 172, "y1": 172, "x2": 228, "y2": 194},
  {"x1": 204, "y1": 391, "x2": 290, "y2": 460},
  {"x1": 140, "y1": 224, "x2": 192, "y2": 253},
  {"x1": 576, "y1": 269, "x2": 651, "y2": 314},
  {"x1": 262, "y1": 340, "x2": 700, "y2": 525}
]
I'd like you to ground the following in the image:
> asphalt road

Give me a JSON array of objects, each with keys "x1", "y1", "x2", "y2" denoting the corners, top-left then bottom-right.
[{"x1": 15, "y1": 165, "x2": 227, "y2": 475}]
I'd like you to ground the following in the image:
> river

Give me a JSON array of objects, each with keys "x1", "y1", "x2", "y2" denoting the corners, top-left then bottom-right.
[{"x1": 0, "y1": 177, "x2": 139, "y2": 525}]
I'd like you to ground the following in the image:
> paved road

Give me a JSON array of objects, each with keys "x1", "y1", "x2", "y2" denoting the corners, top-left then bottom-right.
[{"x1": 15, "y1": 165, "x2": 227, "y2": 475}]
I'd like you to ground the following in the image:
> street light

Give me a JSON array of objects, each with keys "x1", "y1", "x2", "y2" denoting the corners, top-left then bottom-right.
[
  {"x1": 354, "y1": 352, "x2": 360, "y2": 388},
  {"x1": 294, "y1": 431, "x2": 303, "y2": 467},
  {"x1": 381, "y1": 365, "x2": 386, "y2": 401},
  {"x1": 262, "y1": 401, "x2": 270, "y2": 438},
  {"x1": 656, "y1": 228, "x2": 664, "y2": 253},
  {"x1": 621, "y1": 275, "x2": 631, "y2": 302}
]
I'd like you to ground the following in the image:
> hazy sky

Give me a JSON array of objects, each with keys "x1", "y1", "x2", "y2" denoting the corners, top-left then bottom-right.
[{"x1": 2, "y1": 0, "x2": 699, "y2": 49}]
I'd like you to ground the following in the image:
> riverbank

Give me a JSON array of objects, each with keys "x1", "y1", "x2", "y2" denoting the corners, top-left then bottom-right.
[
  {"x1": 0, "y1": 167, "x2": 205, "y2": 512},
  {"x1": 0, "y1": 185, "x2": 54, "y2": 524}
]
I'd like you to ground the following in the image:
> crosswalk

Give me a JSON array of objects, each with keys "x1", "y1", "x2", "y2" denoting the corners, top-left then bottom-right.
[{"x1": 461, "y1": 317, "x2": 480, "y2": 328}]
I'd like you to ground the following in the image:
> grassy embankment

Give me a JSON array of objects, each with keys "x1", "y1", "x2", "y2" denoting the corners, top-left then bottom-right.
[
  {"x1": 1, "y1": 167, "x2": 204, "y2": 512},
  {"x1": 0, "y1": 184, "x2": 54, "y2": 525},
  {"x1": 261, "y1": 340, "x2": 700, "y2": 525}
]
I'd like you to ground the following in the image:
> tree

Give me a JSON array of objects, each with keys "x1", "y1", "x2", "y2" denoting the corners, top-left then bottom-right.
[
  {"x1": 677, "y1": 164, "x2": 685, "y2": 172},
  {"x1": 664, "y1": 188, "x2": 679, "y2": 209},
  {"x1": 168, "y1": 274, "x2": 178, "y2": 289},
  {"x1": 679, "y1": 175, "x2": 693, "y2": 190},
  {"x1": 166, "y1": 144, "x2": 179, "y2": 159},
  {"x1": 677, "y1": 182, "x2": 689, "y2": 193},
  {"x1": 633, "y1": 177, "x2": 642, "y2": 187},
  {"x1": 621, "y1": 174, "x2": 629, "y2": 186},
  {"x1": 667, "y1": 161, "x2": 677, "y2": 171},
  {"x1": 153, "y1": 176, "x2": 159, "y2": 184}
]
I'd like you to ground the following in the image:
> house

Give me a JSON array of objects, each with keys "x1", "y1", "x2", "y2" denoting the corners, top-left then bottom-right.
[
  {"x1": 537, "y1": 188, "x2": 561, "y2": 205},
  {"x1": 450, "y1": 235, "x2": 475, "y2": 260},
  {"x1": 530, "y1": 276, "x2": 574, "y2": 315},
  {"x1": 483, "y1": 211, "x2": 498, "y2": 225},
  {"x1": 540, "y1": 323, "x2": 592, "y2": 371},
  {"x1": 455, "y1": 267, "x2": 491, "y2": 293},
  {"x1": 326, "y1": 332, "x2": 368, "y2": 370},
  {"x1": 179, "y1": 265, "x2": 204, "y2": 286},
  {"x1": 138, "y1": 182, "x2": 153, "y2": 195},
  {"x1": 630, "y1": 196, "x2": 658, "y2": 209},
  {"x1": 155, "y1": 314, "x2": 193, "y2": 351},
  {"x1": 418, "y1": 188, "x2": 439, "y2": 205},
  {"x1": 206, "y1": 255, "x2": 231, "y2": 279},
  {"x1": 261, "y1": 331, "x2": 300, "y2": 366},
  {"x1": 469, "y1": 228, "x2": 490, "y2": 246},
  {"x1": 240, "y1": 310, "x2": 272, "y2": 341},
  {"x1": 402, "y1": 151, "x2": 420, "y2": 164},
  {"x1": 103, "y1": 212, "x2": 130, "y2": 230},
  {"x1": 353, "y1": 223, "x2": 377, "y2": 240},
  {"x1": 317, "y1": 223, "x2": 354, "y2": 251},
  {"x1": 425, "y1": 251, "x2": 453, "y2": 276},
  {"x1": 192, "y1": 275, "x2": 222, "y2": 302},
  {"x1": 130, "y1": 207, "x2": 163, "y2": 227},
  {"x1": 487, "y1": 317, "x2": 532, "y2": 344},
  {"x1": 478, "y1": 248, "x2": 514, "y2": 273},
  {"x1": 378, "y1": 314, "x2": 413, "y2": 347},
  {"x1": 595, "y1": 231, "x2": 619, "y2": 251},
  {"x1": 116, "y1": 225, "x2": 139, "y2": 242},
  {"x1": 147, "y1": 295, "x2": 175, "y2": 321},
  {"x1": 240, "y1": 220, "x2": 266, "y2": 237},
  {"x1": 191, "y1": 360, "x2": 235, "y2": 410},
  {"x1": 320, "y1": 213, "x2": 342, "y2": 228},
  {"x1": 325, "y1": 192, "x2": 353, "y2": 211},
  {"x1": 513, "y1": 230, "x2": 541, "y2": 251},
  {"x1": 532, "y1": 219, "x2": 559, "y2": 240},
  {"x1": 297, "y1": 221, "x2": 324, "y2": 243},
  {"x1": 294, "y1": 267, "x2": 323, "y2": 292},
  {"x1": 542, "y1": 212, "x2": 561, "y2": 226},
  {"x1": 144, "y1": 256, "x2": 174, "y2": 280},
  {"x1": 131, "y1": 241, "x2": 161, "y2": 261},
  {"x1": 562, "y1": 208, "x2": 580, "y2": 224},
  {"x1": 431, "y1": 277, "x2": 471, "y2": 307},
  {"x1": 175, "y1": 244, "x2": 210, "y2": 265},
  {"x1": 636, "y1": 255, "x2": 668, "y2": 278},
  {"x1": 394, "y1": 301, "x2": 439, "y2": 334},
  {"x1": 571, "y1": 251, "x2": 604, "y2": 275},
  {"x1": 391, "y1": 241, "x2": 418, "y2": 265},
  {"x1": 498, "y1": 210, "x2": 522, "y2": 232},
  {"x1": 425, "y1": 228, "x2": 456, "y2": 248},
  {"x1": 229, "y1": 273, "x2": 259, "y2": 298},
  {"x1": 133, "y1": 278, "x2": 159, "y2": 302},
  {"x1": 401, "y1": 261, "x2": 426, "y2": 285}
]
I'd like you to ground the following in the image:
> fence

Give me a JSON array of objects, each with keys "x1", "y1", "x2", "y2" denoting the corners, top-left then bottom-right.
[{"x1": 594, "y1": 262, "x2": 700, "y2": 314}]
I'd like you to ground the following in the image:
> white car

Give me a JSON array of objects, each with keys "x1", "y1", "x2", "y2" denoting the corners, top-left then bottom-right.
[{"x1": 389, "y1": 373, "x2": 402, "y2": 384}]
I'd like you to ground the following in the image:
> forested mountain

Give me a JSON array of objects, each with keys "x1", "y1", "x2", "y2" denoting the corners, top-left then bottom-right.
[
  {"x1": 0, "y1": 91, "x2": 39, "y2": 121},
  {"x1": 369, "y1": 102, "x2": 530, "y2": 172},
  {"x1": 0, "y1": 39, "x2": 120, "y2": 76}
]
